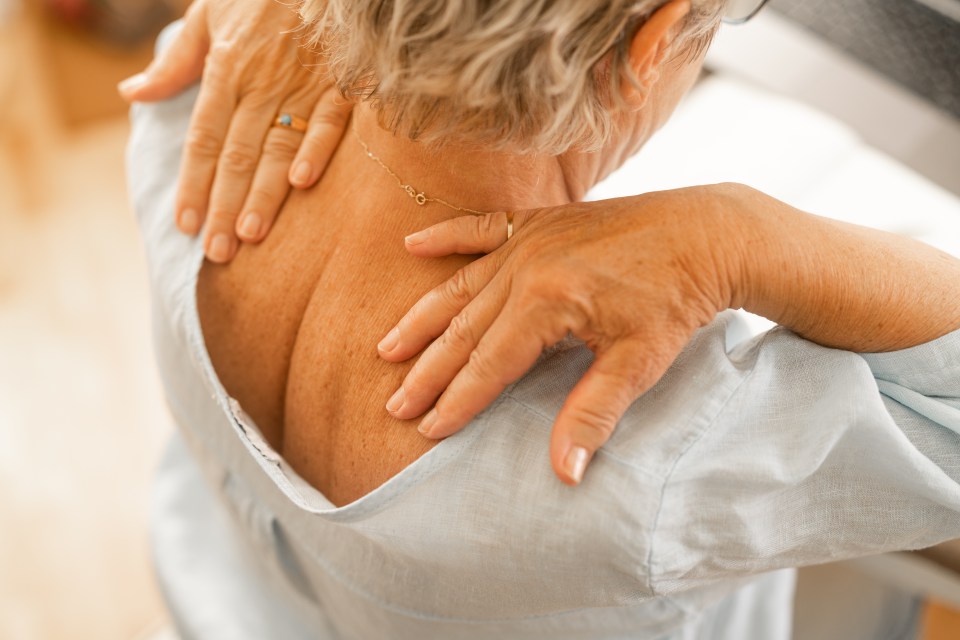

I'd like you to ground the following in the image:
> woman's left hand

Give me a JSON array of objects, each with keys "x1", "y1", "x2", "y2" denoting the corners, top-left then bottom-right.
[
  {"x1": 119, "y1": 0, "x2": 352, "y2": 263},
  {"x1": 377, "y1": 186, "x2": 744, "y2": 485}
]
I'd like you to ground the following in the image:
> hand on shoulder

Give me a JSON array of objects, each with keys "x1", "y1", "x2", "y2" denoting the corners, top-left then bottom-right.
[{"x1": 119, "y1": 0, "x2": 353, "y2": 263}]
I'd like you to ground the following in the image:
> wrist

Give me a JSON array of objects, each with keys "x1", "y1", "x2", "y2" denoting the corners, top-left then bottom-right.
[
  {"x1": 692, "y1": 182, "x2": 764, "y2": 315},
  {"x1": 709, "y1": 183, "x2": 826, "y2": 332},
  {"x1": 724, "y1": 184, "x2": 823, "y2": 332},
  {"x1": 632, "y1": 183, "x2": 758, "y2": 329}
]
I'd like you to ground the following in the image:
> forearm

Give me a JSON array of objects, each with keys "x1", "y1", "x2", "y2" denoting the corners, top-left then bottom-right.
[{"x1": 729, "y1": 184, "x2": 960, "y2": 352}]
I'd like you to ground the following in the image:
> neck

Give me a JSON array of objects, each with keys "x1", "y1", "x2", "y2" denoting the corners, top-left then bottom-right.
[{"x1": 351, "y1": 105, "x2": 602, "y2": 215}]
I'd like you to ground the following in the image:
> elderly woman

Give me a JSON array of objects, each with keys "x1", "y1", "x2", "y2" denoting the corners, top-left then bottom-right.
[{"x1": 126, "y1": 0, "x2": 960, "y2": 638}]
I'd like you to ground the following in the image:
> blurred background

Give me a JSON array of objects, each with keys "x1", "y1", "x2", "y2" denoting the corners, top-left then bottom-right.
[
  {"x1": 0, "y1": 0, "x2": 186, "y2": 638},
  {"x1": 0, "y1": 0, "x2": 958, "y2": 639}
]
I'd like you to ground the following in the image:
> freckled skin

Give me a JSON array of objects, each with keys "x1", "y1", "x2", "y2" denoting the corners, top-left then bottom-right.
[
  {"x1": 194, "y1": 2, "x2": 709, "y2": 504},
  {"x1": 196, "y1": 7, "x2": 960, "y2": 502},
  {"x1": 197, "y1": 164, "x2": 473, "y2": 505},
  {"x1": 197, "y1": 82, "x2": 588, "y2": 503}
]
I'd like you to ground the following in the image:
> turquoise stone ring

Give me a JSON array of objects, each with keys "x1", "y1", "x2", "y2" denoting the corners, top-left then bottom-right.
[{"x1": 273, "y1": 113, "x2": 308, "y2": 133}]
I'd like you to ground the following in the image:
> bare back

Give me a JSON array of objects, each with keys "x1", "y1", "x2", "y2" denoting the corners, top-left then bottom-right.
[{"x1": 197, "y1": 141, "x2": 475, "y2": 506}]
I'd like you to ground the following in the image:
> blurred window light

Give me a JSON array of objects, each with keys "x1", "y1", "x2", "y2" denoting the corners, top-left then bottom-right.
[
  {"x1": 916, "y1": 0, "x2": 960, "y2": 22},
  {"x1": 724, "y1": 0, "x2": 770, "y2": 24}
]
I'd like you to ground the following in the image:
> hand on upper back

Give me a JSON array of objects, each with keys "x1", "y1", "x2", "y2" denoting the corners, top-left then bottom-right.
[
  {"x1": 119, "y1": 0, "x2": 352, "y2": 263},
  {"x1": 377, "y1": 185, "x2": 745, "y2": 486}
]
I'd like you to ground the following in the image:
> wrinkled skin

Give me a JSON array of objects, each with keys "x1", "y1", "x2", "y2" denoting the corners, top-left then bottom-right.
[
  {"x1": 119, "y1": 0, "x2": 351, "y2": 263},
  {"x1": 378, "y1": 187, "x2": 741, "y2": 484},
  {"x1": 379, "y1": 183, "x2": 960, "y2": 484}
]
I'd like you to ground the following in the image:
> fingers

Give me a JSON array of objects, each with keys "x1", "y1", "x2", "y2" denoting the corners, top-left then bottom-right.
[
  {"x1": 549, "y1": 336, "x2": 666, "y2": 486},
  {"x1": 404, "y1": 211, "x2": 519, "y2": 257},
  {"x1": 201, "y1": 96, "x2": 287, "y2": 261},
  {"x1": 234, "y1": 102, "x2": 318, "y2": 244},
  {"x1": 173, "y1": 46, "x2": 239, "y2": 239},
  {"x1": 118, "y1": 2, "x2": 209, "y2": 102},
  {"x1": 378, "y1": 255, "x2": 501, "y2": 362},
  {"x1": 222, "y1": 87, "x2": 341, "y2": 249},
  {"x1": 416, "y1": 296, "x2": 564, "y2": 440},
  {"x1": 289, "y1": 89, "x2": 353, "y2": 189},
  {"x1": 387, "y1": 279, "x2": 509, "y2": 420},
  {"x1": 231, "y1": 126, "x2": 301, "y2": 245}
]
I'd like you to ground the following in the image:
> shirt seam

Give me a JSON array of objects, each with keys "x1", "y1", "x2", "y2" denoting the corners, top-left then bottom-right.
[
  {"x1": 645, "y1": 329, "x2": 773, "y2": 598},
  {"x1": 272, "y1": 515, "x2": 687, "y2": 625},
  {"x1": 500, "y1": 391, "x2": 661, "y2": 479}
]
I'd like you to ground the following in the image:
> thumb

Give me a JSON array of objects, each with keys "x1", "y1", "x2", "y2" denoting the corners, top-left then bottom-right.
[
  {"x1": 550, "y1": 336, "x2": 664, "y2": 485},
  {"x1": 404, "y1": 208, "x2": 540, "y2": 257},
  {"x1": 118, "y1": 5, "x2": 210, "y2": 102}
]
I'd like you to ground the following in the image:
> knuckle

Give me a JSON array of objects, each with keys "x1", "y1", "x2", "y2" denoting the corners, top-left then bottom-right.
[
  {"x1": 185, "y1": 127, "x2": 224, "y2": 159},
  {"x1": 220, "y1": 141, "x2": 260, "y2": 173},
  {"x1": 311, "y1": 108, "x2": 349, "y2": 130},
  {"x1": 207, "y1": 41, "x2": 239, "y2": 64},
  {"x1": 240, "y1": 90, "x2": 276, "y2": 111},
  {"x1": 442, "y1": 268, "x2": 474, "y2": 307},
  {"x1": 262, "y1": 133, "x2": 302, "y2": 158},
  {"x1": 444, "y1": 313, "x2": 476, "y2": 351},
  {"x1": 245, "y1": 185, "x2": 280, "y2": 209},
  {"x1": 567, "y1": 404, "x2": 619, "y2": 439},
  {"x1": 202, "y1": 47, "x2": 239, "y2": 88},
  {"x1": 475, "y1": 213, "x2": 496, "y2": 243},
  {"x1": 513, "y1": 263, "x2": 558, "y2": 306},
  {"x1": 466, "y1": 346, "x2": 499, "y2": 383}
]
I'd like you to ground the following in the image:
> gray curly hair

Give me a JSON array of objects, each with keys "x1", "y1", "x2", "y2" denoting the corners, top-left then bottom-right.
[{"x1": 299, "y1": 0, "x2": 724, "y2": 153}]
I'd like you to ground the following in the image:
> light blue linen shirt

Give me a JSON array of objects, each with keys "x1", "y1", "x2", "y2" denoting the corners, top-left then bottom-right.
[{"x1": 130, "y1": 23, "x2": 960, "y2": 640}]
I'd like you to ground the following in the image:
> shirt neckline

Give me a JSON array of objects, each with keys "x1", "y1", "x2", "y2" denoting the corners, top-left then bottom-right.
[{"x1": 180, "y1": 242, "x2": 488, "y2": 521}]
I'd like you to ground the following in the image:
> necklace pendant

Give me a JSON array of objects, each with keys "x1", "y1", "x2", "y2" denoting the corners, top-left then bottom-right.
[
  {"x1": 355, "y1": 125, "x2": 493, "y2": 215},
  {"x1": 402, "y1": 184, "x2": 427, "y2": 205}
]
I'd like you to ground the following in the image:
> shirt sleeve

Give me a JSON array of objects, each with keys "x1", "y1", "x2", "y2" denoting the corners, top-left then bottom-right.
[
  {"x1": 126, "y1": 20, "x2": 194, "y2": 235},
  {"x1": 646, "y1": 318, "x2": 960, "y2": 597}
]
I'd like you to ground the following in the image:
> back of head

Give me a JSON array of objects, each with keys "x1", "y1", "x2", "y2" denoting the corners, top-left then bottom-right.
[{"x1": 299, "y1": 0, "x2": 723, "y2": 154}]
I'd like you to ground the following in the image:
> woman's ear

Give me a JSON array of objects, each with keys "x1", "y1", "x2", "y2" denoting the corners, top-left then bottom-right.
[{"x1": 621, "y1": 0, "x2": 692, "y2": 107}]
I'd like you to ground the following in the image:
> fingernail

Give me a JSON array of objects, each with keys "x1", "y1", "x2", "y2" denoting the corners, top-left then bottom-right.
[
  {"x1": 404, "y1": 230, "x2": 429, "y2": 246},
  {"x1": 208, "y1": 234, "x2": 233, "y2": 263},
  {"x1": 118, "y1": 73, "x2": 147, "y2": 95},
  {"x1": 239, "y1": 212, "x2": 262, "y2": 240},
  {"x1": 418, "y1": 409, "x2": 438, "y2": 437},
  {"x1": 564, "y1": 446, "x2": 589, "y2": 485},
  {"x1": 292, "y1": 161, "x2": 313, "y2": 186},
  {"x1": 179, "y1": 208, "x2": 200, "y2": 235},
  {"x1": 377, "y1": 327, "x2": 400, "y2": 353},
  {"x1": 386, "y1": 387, "x2": 405, "y2": 414}
]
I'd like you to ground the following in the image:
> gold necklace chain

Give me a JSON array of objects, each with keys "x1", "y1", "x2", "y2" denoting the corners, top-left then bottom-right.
[{"x1": 352, "y1": 125, "x2": 493, "y2": 216}]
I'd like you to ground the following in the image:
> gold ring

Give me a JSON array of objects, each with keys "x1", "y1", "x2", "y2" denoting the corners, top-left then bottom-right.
[
  {"x1": 505, "y1": 211, "x2": 514, "y2": 241},
  {"x1": 273, "y1": 113, "x2": 308, "y2": 133}
]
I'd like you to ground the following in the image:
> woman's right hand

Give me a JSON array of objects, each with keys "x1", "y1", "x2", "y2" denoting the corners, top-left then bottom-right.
[
  {"x1": 380, "y1": 182, "x2": 960, "y2": 486},
  {"x1": 119, "y1": 0, "x2": 352, "y2": 263},
  {"x1": 379, "y1": 186, "x2": 743, "y2": 485}
]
